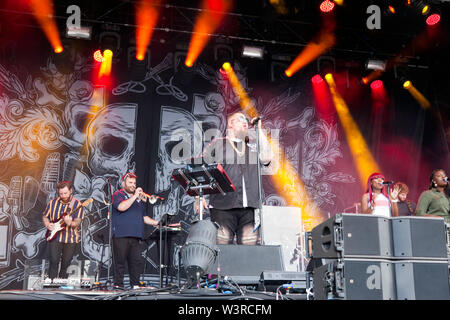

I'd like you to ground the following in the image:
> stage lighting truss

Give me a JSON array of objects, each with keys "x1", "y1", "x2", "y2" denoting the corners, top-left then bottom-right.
[{"x1": 242, "y1": 45, "x2": 264, "y2": 59}]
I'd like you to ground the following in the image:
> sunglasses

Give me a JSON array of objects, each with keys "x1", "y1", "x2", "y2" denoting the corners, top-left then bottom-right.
[{"x1": 232, "y1": 115, "x2": 248, "y2": 123}]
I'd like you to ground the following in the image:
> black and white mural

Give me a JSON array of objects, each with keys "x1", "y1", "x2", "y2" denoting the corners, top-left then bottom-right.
[{"x1": 0, "y1": 46, "x2": 138, "y2": 288}]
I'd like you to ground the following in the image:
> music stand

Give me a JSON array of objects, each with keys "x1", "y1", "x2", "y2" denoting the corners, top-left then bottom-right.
[{"x1": 172, "y1": 163, "x2": 236, "y2": 220}]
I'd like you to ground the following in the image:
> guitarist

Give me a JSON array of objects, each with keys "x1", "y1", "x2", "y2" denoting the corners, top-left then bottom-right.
[{"x1": 42, "y1": 181, "x2": 85, "y2": 280}]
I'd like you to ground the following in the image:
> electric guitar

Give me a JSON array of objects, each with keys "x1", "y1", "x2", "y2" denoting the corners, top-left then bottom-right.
[{"x1": 45, "y1": 198, "x2": 93, "y2": 242}]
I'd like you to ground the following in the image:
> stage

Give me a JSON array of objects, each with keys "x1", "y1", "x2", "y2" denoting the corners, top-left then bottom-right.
[{"x1": 0, "y1": 287, "x2": 307, "y2": 300}]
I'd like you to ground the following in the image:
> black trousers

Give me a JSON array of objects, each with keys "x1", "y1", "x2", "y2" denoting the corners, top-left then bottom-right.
[
  {"x1": 112, "y1": 237, "x2": 143, "y2": 287},
  {"x1": 47, "y1": 241, "x2": 78, "y2": 279}
]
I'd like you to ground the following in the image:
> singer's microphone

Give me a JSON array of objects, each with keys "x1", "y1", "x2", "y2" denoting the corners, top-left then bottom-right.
[
  {"x1": 382, "y1": 181, "x2": 394, "y2": 185},
  {"x1": 444, "y1": 177, "x2": 448, "y2": 183},
  {"x1": 250, "y1": 116, "x2": 261, "y2": 126}
]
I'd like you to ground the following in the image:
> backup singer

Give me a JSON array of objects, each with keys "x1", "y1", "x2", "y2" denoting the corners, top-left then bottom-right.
[
  {"x1": 415, "y1": 169, "x2": 449, "y2": 224},
  {"x1": 361, "y1": 173, "x2": 399, "y2": 217},
  {"x1": 111, "y1": 172, "x2": 159, "y2": 288},
  {"x1": 392, "y1": 182, "x2": 416, "y2": 216},
  {"x1": 42, "y1": 181, "x2": 85, "y2": 280},
  {"x1": 195, "y1": 111, "x2": 273, "y2": 245}
]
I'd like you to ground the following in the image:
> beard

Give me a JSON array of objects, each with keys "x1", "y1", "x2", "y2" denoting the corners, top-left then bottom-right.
[{"x1": 124, "y1": 185, "x2": 136, "y2": 194}]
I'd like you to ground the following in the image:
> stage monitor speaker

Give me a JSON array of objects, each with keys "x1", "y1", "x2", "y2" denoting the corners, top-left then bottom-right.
[
  {"x1": 261, "y1": 205, "x2": 305, "y2": 271},
  {"x1": 313, "y1": 259, "x2": 397, "y2": 300},
  {"x1": 391, "y1": 216, "x2": 448, "y2": 259},
  {"x1": 310, "y1": 214, "x2": 393, "y2": 259},
  {"x1": 205, "y1": 244, "x2": 284, "y2": 284}
]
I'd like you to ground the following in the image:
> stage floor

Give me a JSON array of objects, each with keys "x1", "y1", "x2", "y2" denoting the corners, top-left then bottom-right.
[{"x1": 0, "y1": 288, "x2": 308, "y2": 300}]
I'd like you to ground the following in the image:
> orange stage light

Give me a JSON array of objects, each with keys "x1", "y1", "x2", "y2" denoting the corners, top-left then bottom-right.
[
  {"x1": 29, "y1": 0, "x2": 63, "y2": 54},
  {"x1": 403, "y1": 80, "x2": 412, "y2": 89},
  {"x1": 285, "y1": 32, "x2": 336, "y2": 78},
  {"x1": 185, "y1": 0, "x2": 231, "y2": 67},
  {"x1": 135, "y1": 0, "x2": 161, "y2": 61}
]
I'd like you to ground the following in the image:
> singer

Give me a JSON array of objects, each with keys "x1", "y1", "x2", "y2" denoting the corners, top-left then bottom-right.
[
  {"x1": 415, "y1": 169, "x2": 450, "y2": 224},
  {"x1": 360, "y1": 172, "x2": 399, "y2": 217},
  {"x1": 111, "y1": 172, "x2": 159, "y2": 288},
  {"x1": 195, "y1": 111, "x2": 273, "y2": 245}
]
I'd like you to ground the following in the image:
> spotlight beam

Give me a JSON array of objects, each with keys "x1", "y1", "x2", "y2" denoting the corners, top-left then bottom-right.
[
  {"x1": 325, "y1": 74, "x2": 381, "y2": 188},
  {"x1": 285, "y1": 29, "x2": 335, "y2": 77},
  {"x1": 29, "y1": 0, "x2": 63, "y2": 53},
  {"x1": 185, "y1": 0, "x2": 231, "y2": 67},
  {"x1": 135, "y1": 0, "x2": 161, "y2": 61},
  {"x1": 404, "y1": 81, "x2": 431, "y2": 109}
]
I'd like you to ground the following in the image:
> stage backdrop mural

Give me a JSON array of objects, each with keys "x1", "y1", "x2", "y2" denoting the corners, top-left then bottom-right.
[{"x1": 0, "y1": 28, "x2": 447, "y2": 289}]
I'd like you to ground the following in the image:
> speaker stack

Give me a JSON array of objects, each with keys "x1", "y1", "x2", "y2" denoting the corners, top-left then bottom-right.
[{"x1": 308, "y1": 214, "x2": 450, "y2": 300}]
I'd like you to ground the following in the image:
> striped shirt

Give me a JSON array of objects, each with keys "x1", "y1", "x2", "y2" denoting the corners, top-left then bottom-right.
[{"x1": 43, "y1": 197, "x2": 85, "y2": 243}]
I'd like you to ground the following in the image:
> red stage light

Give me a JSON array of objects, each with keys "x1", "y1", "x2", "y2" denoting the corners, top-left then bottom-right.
[
  {"x1": 93, "y1": 50, "x2": 103, "y2": 62},
  {"x1": 320, "y1": 0, "x2": 335, "y2": 13},
  {"x1": 312, "y1": 74, "x2": 324, "y2": 84},
  {"x1": 388, "y1": 6, "x2": 396, "y2": 14},
  {"x1": 370, "y1": 80, "x2": 383, "y2": 89},
  {"x1": 426, "y1": 13, "x2": 440, "y2": 26}
]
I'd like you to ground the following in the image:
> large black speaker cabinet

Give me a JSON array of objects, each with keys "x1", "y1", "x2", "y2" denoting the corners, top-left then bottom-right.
[
  {"x1": 394, "y1": 260, "x2": 450, "y2": 300},
  {"x1": 205, "y1": 245, "x2": 284, "y2": 284},
  {"x1": 310, "y1": 214, "x2": 393, "y2": 259},
  {"x1": 311, "y1": 214, "x2": 450, "y2": 300},
  {"x1": 313, "y1": 259, "x2": 396, "y2": 300},
  {"x1": 313, "y1": 259, "x2": 450, "y2": 300},
  {"x1": 310, "y1": 213, "x2": 448, "y2": 260},
  {"x1": 391, "y1": 216, "x2": 448, "y2": 259}
]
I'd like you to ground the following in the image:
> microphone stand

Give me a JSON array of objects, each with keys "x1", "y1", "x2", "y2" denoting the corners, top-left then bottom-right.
[
  {"x1": 254, "y1": 120, "x2": 264, "y2": 244},
  {"x1": 106, "y1": 178, "x2": 113, "y2": 287},
  {"x1": 385, "y1": 182, "x2": 393, "y2": 217}
]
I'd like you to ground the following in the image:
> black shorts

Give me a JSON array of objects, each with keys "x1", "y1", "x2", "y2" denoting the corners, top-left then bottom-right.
[{"x1": 210, "y1": 207, "x2": 255, "y2": 235}]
